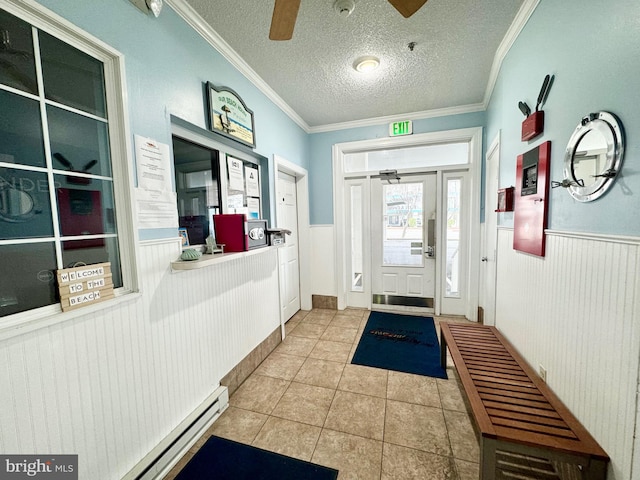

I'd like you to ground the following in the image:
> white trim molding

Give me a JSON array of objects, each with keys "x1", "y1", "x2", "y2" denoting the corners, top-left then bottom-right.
[
  {"x1": 309, "y1": 103, "x2": 485, "y2": 134},
  {"x1": 165, "y1": 0, "x2": 308, "y2": 132},
  {"x1": 482, "y1": 0, "x2": 540, "y2": 107},
  {"x1": 273, "y1": 155, "x2": 312, "y2": 313},
  {"x1": 332, "y1": 127, "x2": 483, "y2": 319}
]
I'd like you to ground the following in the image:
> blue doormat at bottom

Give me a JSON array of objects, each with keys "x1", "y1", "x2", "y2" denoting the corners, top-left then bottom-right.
[
  {"x1": 174, "y1": 435, "x2": 338, "y2": 480},
  {"x1": 351, "y1": 311, "x2": 448, "y2": 379}
]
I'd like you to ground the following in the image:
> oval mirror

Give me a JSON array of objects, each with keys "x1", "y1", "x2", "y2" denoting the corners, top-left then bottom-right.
[{"x1": 563, "y1": 111, "x2": 624, "y2": 202}]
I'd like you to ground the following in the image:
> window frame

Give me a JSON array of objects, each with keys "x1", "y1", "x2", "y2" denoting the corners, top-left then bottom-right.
[{"x1": 0, "y1": 0, "x2": 139, "y2": 338}]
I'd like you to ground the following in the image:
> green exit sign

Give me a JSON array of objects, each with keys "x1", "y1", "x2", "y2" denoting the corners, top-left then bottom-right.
[{"x1": 389, "y1": 120, "x2": 413, "y2": 137}]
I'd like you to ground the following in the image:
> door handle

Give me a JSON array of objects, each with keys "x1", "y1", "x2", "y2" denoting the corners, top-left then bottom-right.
[
  {"x1": 425, "y1": 246, "x2": 435, "y2": 258},
  {"x1": 481, "y1": 256, "x2": 488, "y2": 262}
]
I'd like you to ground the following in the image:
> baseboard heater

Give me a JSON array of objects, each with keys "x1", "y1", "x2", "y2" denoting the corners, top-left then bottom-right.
[{"x1": 124, "y1": 385, "x2": 229, "y2": 480}]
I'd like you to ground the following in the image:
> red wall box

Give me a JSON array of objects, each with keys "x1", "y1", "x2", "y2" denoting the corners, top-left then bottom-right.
[
  {"x1": 513, "y1": 141, "x2": 551, "y2": 257},
  {"x1": 521, "y1": 110, "x2": 545, "y2": 141}
]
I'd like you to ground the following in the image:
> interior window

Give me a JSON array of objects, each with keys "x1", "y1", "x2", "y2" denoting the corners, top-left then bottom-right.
[
  {"x1": 0, "y1": 7, "x2": 123, "y2": 317},
  {"x1": 172, "y1": 136, "x2": 221, "y2": 246}
]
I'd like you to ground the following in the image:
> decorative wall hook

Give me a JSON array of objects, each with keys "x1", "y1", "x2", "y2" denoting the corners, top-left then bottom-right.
[
  {"x1": 592, "y1": 168, "x2": 617, "y2": 179},
  {"x1": 551, "y1": 178, "x2": 584, "y2": 189}
]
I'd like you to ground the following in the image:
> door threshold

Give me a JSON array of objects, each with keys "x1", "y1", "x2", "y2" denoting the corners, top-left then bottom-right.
[
  {"x1": 372, "y1": 304, "x2": 435, "y2": 315},
  {"x1": 372, "y1": 294, "x2": 433, "y2": 308}
]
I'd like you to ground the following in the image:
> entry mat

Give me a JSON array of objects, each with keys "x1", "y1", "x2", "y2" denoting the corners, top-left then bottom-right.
[
  {"x1": 351, "y1": 311, "x2": 448, "y2": 379},
  {"x1": 174, "y1": 435, "x2": 339, "y2": 480}
]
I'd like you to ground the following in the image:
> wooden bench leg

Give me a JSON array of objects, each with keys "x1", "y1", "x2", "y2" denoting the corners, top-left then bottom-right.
[
  {"x1": 583, "y1": 458, "x2": 608, "y2": 480},
  {"x1": 480, "y1": 436, "x2": 496, "y2": 480},
  {"x1": 440, "y1": 330, "x2": 448, "y2": 369}
]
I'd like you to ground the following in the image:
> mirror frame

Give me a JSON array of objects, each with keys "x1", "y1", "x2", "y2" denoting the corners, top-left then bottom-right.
[{"x1": 563, "y1": 111, "x2": 624, "y2": 202}]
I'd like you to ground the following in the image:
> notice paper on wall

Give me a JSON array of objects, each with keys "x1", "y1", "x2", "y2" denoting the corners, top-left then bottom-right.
[
  {"x1": 247, "y1": 197, "x2": 260, "y2": 218},
  {"x1": 245, "y1": 166, "x2": 260, "y2": 197},
  {"x1": 134, "y1": 134, "x2": 179, "y2": 229},
  {"x1": 135, "y1": 135, "x2": 173, "y2": 192},
  {"x1": 135, "y1": 188, "x2": 179, "y2": 228},
  {"x1": 227, "y1": 157, "x2": 244, "y2": 191}
]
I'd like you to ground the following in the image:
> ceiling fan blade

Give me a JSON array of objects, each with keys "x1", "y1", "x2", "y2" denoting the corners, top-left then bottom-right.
[
  {"x1": 269, "y1": 0, "x2": 301, "y2": 41},
  {"x1": 388, "y1": 0, "x2": 428, "y2": 18}
]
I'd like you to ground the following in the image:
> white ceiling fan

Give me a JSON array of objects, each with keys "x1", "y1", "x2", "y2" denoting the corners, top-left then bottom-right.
[{"x1": 269, "y1": 0, "x2": 429, "y2": 40}]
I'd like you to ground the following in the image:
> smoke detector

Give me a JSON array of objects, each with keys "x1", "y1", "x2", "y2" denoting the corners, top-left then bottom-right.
[{"x1": 334, "y1": 0, "x2": 356, "y2": 17}]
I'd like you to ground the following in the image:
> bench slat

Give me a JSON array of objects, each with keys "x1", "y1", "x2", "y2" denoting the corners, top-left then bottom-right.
[
  {"x1": 491, "y1": 417, "x2": 577, "y2": 440},
  {"x1": 470, "y1": 374, "x2": 536, "y2": 389},
  {"x1": 465, "y1": 360, "x2": 525, "y2": 373},
  {"x1": 482, "y1": 400, "x2": 562, "y2": 419},
  {"x1": 485, "y1": 408, "x2": 569, "y2": 429},
  {"x1": 478, "y1": 387, "x2": 546, "y2": 404},
  {"x1": 468, "y1": 368, "x2": 530, "y2": 382},
  {"x1": 474, "y1": 380, "x2": 543, "y2": 395},
  {"x1": 479, "y1": 392, "x2": 556, "y2": 411}
]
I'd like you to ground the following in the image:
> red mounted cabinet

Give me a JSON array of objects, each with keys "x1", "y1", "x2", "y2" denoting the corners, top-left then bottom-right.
[{"x1": 513, "y1": 141, "x2": 551, "y2": 257}]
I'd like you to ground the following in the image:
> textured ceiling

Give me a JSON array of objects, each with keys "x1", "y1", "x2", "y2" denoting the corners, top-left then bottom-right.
[{"x1": 183, "y1": 0, "x2": 526, "y2": 128}]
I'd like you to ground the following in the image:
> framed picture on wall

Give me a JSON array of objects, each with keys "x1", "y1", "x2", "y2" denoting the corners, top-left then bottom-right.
[
  {"x1": 206, "y1": 82, "x2": 256, "y2": 148},
  {"x1": 178, "y1": 228, "x2": 189, "y2": 247}
]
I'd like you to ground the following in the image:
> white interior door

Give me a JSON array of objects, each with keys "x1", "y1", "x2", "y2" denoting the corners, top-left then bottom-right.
[
  {"x1": 277, "y1": 171, "x2": 300, "y2": 321},
  {"x1": 482, "y1": 139, "x2": 500, "y2": 325},
  {"x1": 371, "y1": 174, "x2": 437, "y2": 309}
]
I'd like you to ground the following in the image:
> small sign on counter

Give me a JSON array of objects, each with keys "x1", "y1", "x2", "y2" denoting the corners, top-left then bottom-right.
[{"x1": 57, "y1": 262, "x2": 114, "y2": 312}]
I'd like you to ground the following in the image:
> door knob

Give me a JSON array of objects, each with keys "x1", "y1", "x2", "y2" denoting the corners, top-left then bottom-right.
[
  {"x1": 425, "y1": 246, "x2": 435, "y2": 258},
  {"x1": 481, "y1": 256, "x2": 488, "y2": 262}
]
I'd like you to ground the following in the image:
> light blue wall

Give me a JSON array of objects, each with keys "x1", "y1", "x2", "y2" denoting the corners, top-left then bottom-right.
[
  {"x1": 308, "y1": 111, "x2": 486, "y2": 225},
  {"x1": 486, "y1": 0, "x2": 640, "y2": 236},
  {"x1": 35, "y1": 0, "x2": 309, "y2": 239}
]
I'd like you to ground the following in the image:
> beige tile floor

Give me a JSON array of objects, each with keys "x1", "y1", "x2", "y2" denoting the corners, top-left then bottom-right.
[{"x1": 166, "y1": 308, "x2": 480, "y2": 480}]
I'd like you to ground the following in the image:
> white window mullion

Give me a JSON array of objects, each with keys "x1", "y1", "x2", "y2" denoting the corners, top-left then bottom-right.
[{"x1": 32, "y1": 27, "x2": 63, "y2": 268}]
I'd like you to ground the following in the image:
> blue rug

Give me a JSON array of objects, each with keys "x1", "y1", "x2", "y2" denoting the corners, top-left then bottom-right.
[
  {"x1": 351, "y1": 311, "x2": 448, "y2": 379},
  {"x1": 174, "y1": 435, "x2": 338, "y2": 480}
]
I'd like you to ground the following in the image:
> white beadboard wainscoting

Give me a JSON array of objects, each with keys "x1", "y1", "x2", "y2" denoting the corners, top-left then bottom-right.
[
  {"x1": 0, "y1": 239, "x2": 280, "y2": 479},
  {"x1": 495, "y1": 227, "x2": 640, "y2": 480},
  {"x1": 310, "y1": 225, "x2": 336, "y2": 296}
]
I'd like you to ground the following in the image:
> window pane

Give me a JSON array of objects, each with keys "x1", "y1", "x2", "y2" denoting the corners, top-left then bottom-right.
[
  {"x1": 344, "y1": 143, "x2": 469, "y2": 173},
  {"x1": 0, "y1": 242, "x2": 57, "y2": 317},
  {"x1": 383, "y1": 182, "x2": 423, "y2": 266},
  {"x1": 173, "y1": 137, "x2": 221, "y2": 245},
  {"x1": 48, "y1": 105, "x2": 111, "y2": 177},
  {"x1": 39, "y1": 31, "x2": 106, "y2": 117},
  {"x1": 55, "y1": 175, "x2": 116, "y2": 237},
  {"x1": 445, "y1": 179, "x2": 461, "y2": 297},
  {"x1": 350, "y1": 184, "x2": 363, "y2": 292},
  {"x1": 0, "y1": 167, "x2": 54, "y2": 239},
  {"x1": 62, "y1": 237, "x2": 122, "y2": 288},
  {"x1": 0, "y1": 90, "x2": 46, "y2": 167},
  {"x1": 0, "y1": 9, "x2": 38, "y2": 94}
]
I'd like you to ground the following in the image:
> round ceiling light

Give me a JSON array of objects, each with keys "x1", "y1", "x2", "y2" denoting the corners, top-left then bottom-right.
[{"x1": 353, "y1": 56, "x2": 380, "y2": 73}]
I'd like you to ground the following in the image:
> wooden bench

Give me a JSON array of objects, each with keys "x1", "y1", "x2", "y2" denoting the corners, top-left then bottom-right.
[{"x1": 439, "y1": 322, "x2": 609, "y2": 480}]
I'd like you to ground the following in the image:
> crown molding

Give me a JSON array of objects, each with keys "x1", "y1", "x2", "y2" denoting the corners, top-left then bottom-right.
[
  {"x1": 308, "y1": 103, "x2": 486, "y2": 134},
  {"x1": 165, "y1": 0, "x2": 310, "y2": 132},
  {"x1": 482, "y1": 0, "x2": 540, "y2": 108},
  {"x1": 167, "y1": 0, "x2": 537, "y2": 135}
]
